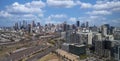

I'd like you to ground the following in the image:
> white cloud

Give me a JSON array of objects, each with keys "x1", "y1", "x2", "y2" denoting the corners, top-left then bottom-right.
[
  {"x1": 22, "y1": 14, "x2": 35, "y2": 18},
  {"x1": 111, "y1": 7, "x2": 120, "y2": 12},
  {"x1": 69, "y1": 17, "x2": 77, "y2": 22},
  {"x1": 76, "y1": 1, "x2": 92, "y2": 8},
  {"x1": 45, "y1": 14, "x2": 68, "y2": 24},
  {"x1": 81, "y1": 0, "x2": 120, "y2": 15},
  {"x1": 87, "y1": 10, "x2": 111, "y2": 15},
  {"x1": 21, "y1": 14, "x2": 38, "y2": 20},
  {"x1": 45, "y1": 20, "x2": 61, "y2": 24},
  {"x1": 0, "y1": 11, "x2": 12, "y2": 18},
  {"x1": 6, "y1": 2, "x2": 43, "y2": 15},
  {"x1": 49, "y1": 14, "x2": 67, "y2": 18},
  {"x1": 93, "y1": 1, "x2": 120, "y2": 10},
  {"x1": 111, "y1": 19, "x2": 120, "y2": 24},
  {"x1": 47, "y1": 0, "x2": 76, "y2": 8},
  {"x1": 47, "y1": 0, "x2": 92, "y2": 8},
  {"x1": 38, "y1": 14, "x2": 44, "y2": 17},
  {"x1": 0, "y1": 0, "x2": 45, "y2": 21},
  {"x1": 25, "y1": 0, "x2": 45, "y2": 8},
  {"x1": 78, "y1": 15, "x2": 107, "y2": 26},
  {"x1": 81, "y1": 3, "x2": 92, "y2": 8}
]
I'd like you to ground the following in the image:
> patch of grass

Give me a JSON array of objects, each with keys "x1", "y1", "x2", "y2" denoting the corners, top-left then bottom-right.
[
  {"x1": 48, "y1": 40, "x2": 55, "y2": 45},
  {"x1": 38, "y1": 53, "x2": 59, "y2": 61},
  {"x1": 79, "y1": 54, "x2": 88, "y2": 60}
]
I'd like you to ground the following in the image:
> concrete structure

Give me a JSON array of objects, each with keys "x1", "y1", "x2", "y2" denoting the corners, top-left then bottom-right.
[
  {"x1": 76, "y1": 21, "x2": 80, "y2": 27},
  {"x1": 61, "y1": 43, "x2": 69, "y2": 51},
  {"x1": 111, "y1": 40, "x2": 120, "y2": 61},
  {"x1": 69, "y1": 44, "x2": 86, "y2": 56},
  {"x1": 88, "y1": 32, "x2": 93, "y2": 45}
]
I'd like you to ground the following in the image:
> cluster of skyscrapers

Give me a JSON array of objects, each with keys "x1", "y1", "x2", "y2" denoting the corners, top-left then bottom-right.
[{"x1": 0, "y1": 20, "x2": 120, "y2": 61}]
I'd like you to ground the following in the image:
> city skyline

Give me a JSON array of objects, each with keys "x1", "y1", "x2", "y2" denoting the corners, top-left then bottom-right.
[
  {"x1": 0, "y1": 0, "x2": 120, "y2": 27},
  {"x1": 0, "y1": 0, "x2": 120, "y2": 60}
]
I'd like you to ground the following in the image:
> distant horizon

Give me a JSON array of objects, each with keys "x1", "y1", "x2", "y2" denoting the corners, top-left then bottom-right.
[{"x1": 0, "y1": 20, "x2": 119, "y2": 28}]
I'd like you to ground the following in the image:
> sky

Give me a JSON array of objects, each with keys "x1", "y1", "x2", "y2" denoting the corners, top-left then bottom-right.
[{"x1": 0, "y1": 0, "x2": 120, "y2": 27}]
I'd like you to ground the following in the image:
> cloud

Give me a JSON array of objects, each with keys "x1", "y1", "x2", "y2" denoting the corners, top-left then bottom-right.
[
  {"x1": 47, "y1": 0, "x2": 76, "y2": 8},
  {"x1": 45, "y1": 14, "x2": 68, "y2": 24},
  {"x1": 0, "y1": 11, "x2": 12, "y2": 18},
  {"x1": 45, "y1": 14, "x2": 79, "y2": 24},
  {"x1": 76, "y1": 1, "x2": 92, "y2": 8},
  {"x1": 80, "y1": 0, "x2": 120, "y2": 15},
  {"x1": 0, "y1": 0, "x2": 45, "y2": 22},
  {"x1": 87, "y1": 10, "x2": 111, "y2": 15},
  {"x1": 6, "y1": 2, "x2": 43, "y2": 15},
  {"x1": 111, "y1": 7, "x2": 120, "y2": 12},
  {"x1": 84, "y1": 0, "x2": 120, "y2": 26},
  {"x1": 25, "y1": 0, "x2": 45, "y2": 8},
  {"x1": 47, "y1": 0, "x2": 92, "y2": 8},
  {"x1": 48, "y1": 14, "x2": 67, "y2": 18},
  {"x1": 81, "y1": 3, "x2": 92, "y2": 8},
  {"x1": 93, "y1": 1, "x2": 120, "y2": 10},
  {"x1": 90, "y1": 0, "x2": 120, "y2": 14},
  {"x1": 69, "y1": 17, "x2": 77, "y2": 22}
]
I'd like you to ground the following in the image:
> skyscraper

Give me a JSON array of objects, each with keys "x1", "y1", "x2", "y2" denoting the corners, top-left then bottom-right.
[
  {"x1": 32, "y1": 21, "x2": 36, "y2": 28},
  {"x1": 28, "y1": 24, "x2": 31, "y2": 33},
  {"x1": 23, "y1": 20, "x2": 26, "y2": 28},
  {"x1": 101, "y1": 24, "x2": 110, "y2": 36},
  {"x1": 86, "y1": 21, "x2": 89, "y2": 28},
  {"x1": 63, "y1": 21, "x2": 67, "y2": 31},
  {"x1": 76, "y1": 21, "x2": 80, "y2": 27},
  {"x1": 81, "y1": 23, "x2": 85, "y2": 28},
  {"x1": 14, "y1": 22, "x2": 18, "y2": 30},
  {"x1": 72, "y1": 24, "x2": 76, "y2": 30}
]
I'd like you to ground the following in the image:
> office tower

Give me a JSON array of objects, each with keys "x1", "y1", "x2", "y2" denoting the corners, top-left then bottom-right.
[
  {"x1": 76, "y1": 21, "x2": 80, "y2": 27},
  {"x1": 14, "y1": 22, "x2": 18, "y2": 30},
  {"x1": 28, "y1": 24, "x2": 31, "y2": 33},
  {"x1": 37, "y1": 22, "x2": 41, "y2": 28},
  {"x1": 113, "y1": 27, "x2": 120, "y2": 40},
  {"x1": 67, "y1": 25, "x2": 70, "y2": 30},
  {"x1": 109, "y1": 26, "x2": 114, "y2": 35},
  {"x1": 81, "y1": 23, "x2": 85, "y2": 28},
  {"x1": 88, "y1": 33, "x2": 93, "y2": 45},
  {"x1": 37, "y1": 22, "x2": 40, "y2": 26},
  {"x1": 94, "y1": 34, "x2": 112, "y2": 58},
  {"x1": 63, "y1": 21, "x2": 67, "y2": 31},
  {"x1": 69, "y1": 32, "x2": 79, "y2": 43},
  {"x1": 32, "y1": 20, "x2": 36, "y2": 28},
  {"x1": 69, "y1": 44, "x2": 86, "y2": 56},
  {"x1": 19, "y1": 21, "x2": 21, "y2": 29},
  {"x1": 101, "y1": 24, "x2": 110, "y2": 36},
  {"x1": 23, "y1": 20, "x2": 26, "y2": 28},
  {"x1": 72, "y1": 24, "x2": 76, "y2": 30},
  {"x1": 113, "y1": 44, "x2": 120, "y2": 61},
  {"x1": 86, "y1": 21, "x2": 89, "y2": 28}
]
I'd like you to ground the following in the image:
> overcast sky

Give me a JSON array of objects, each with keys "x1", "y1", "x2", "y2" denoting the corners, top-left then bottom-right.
[{"x1": 0, "y1": 0, "x2": 120, "y2": 27}]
